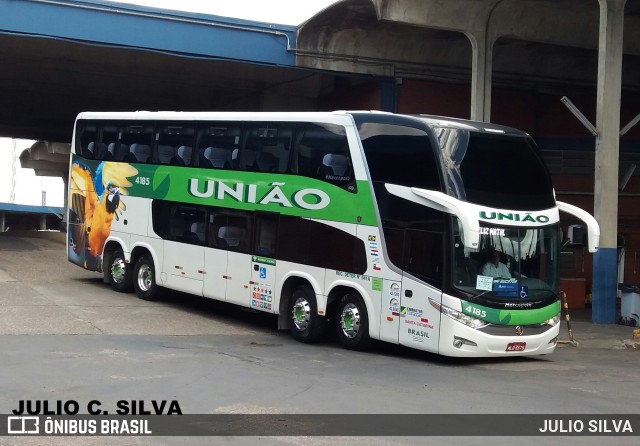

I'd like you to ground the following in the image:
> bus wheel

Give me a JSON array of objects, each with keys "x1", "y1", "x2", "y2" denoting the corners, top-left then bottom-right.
[
  {"x1": 133, "y1": 255, "x2": 160, "y2": 301},
  {"x1": 106, "y1": 249, "x2": 133, "y2": 293},
  {"x1": 289, "y1": 285, "x2": 326, "y2": 343},
  {"x1": 335, "y1": 293, "x2": 370, "y2": 350}
]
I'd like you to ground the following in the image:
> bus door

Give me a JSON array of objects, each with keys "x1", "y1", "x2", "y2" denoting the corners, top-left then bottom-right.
[
  {"x1": 207, "y1": 212, "x2": 254, "y2": 307},
  {"x1": 247, "y1": 214, "x2": 279, "y2": 313},
  {"x1": 398, "y1": 229, "x2": 442, "y2": 352},
  {"x1": 225, "y1": 251, "x2": 253, "y2": 307},
  {"x1": 203, "y1": 247, "x2": 226, "y2": 302},
  {"x1": 203, "y1": 212, "x2": 233, "y2": 302}
]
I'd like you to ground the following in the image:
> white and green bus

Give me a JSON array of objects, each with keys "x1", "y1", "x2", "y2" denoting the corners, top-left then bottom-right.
[{"x1": 67, "y1": 111, "x2": 599, "y2": 357}]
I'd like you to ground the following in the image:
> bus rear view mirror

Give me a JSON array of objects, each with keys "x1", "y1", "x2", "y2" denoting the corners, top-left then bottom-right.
[{"x1": 557, "y1": 201, "x2": 600, "y2": 253}]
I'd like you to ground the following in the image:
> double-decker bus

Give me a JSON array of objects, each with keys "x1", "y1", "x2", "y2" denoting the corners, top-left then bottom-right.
[{"x1": 67, "y1": 111, "x2": 599, "y2": 357}]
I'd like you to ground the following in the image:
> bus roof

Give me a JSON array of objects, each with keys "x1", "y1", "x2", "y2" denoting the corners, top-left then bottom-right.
[{"x1": 75, "y1": 110, "x2": 530, "y2": 138}]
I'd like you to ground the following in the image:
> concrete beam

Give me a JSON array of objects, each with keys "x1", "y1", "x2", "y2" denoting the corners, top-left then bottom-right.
[
  {"x1": 374, "y1": 0, "x2": 640, "y2": 56},
  {"x1": 19, "y1": 141, "x2": 70, "y2": 179}
]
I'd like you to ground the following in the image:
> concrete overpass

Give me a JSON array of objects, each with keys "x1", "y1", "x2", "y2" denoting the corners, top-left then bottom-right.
[{"x1": 2, "y1": 0, "x2": 640, "y2": 323}]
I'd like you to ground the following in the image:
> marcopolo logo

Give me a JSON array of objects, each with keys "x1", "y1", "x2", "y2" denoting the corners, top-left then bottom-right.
[
  {"x1": 188, "y1": 178, "x2": 330, "y2": 210},
  {"x1": 479, "y1": 211, "x2": 550, "y2": 224}
]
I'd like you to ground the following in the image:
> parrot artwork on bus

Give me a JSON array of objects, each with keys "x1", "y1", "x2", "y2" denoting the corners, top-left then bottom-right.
[{"x1": 67, "y1": 161, "x2": 138, "y2": 270}]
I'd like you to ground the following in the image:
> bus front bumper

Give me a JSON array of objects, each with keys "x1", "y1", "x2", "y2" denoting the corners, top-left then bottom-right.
[{"x1": 437, "y1": 315, "x2": 560, "y2": 357}]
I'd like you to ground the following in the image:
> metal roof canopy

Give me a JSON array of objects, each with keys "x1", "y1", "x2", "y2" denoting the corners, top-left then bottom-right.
[
  {"x1": 0, "y1": 202, "x2": 63, "y2": 216},
  {"x1": 3, "y1": 0, "x2": 297, "y2": 65},
  {"x1": 0, "y1": 0, "x2": 367, "y2": 141}
]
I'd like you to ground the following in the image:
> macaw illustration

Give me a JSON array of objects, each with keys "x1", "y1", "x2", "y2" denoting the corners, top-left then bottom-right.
[{"x1": 68, "y1": 161, "x2": 138, "y2": 270}]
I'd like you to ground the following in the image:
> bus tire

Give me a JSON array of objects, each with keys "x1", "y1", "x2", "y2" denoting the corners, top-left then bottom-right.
[
  {"x1": 133, "y1": 254, "x2": 161, "y2": 301},
  {"x1": 289, "y1": 285, "x2": 327, "y2": 343},
  {"x1": 335, "y1": 292, "x2": 370, "y2": 350},
  {"x1": 106, "y1": 248, "x2": 133, "y2": 293}
]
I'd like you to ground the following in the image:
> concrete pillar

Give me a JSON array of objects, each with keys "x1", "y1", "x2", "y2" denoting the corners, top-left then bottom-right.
[
  {"x1": 380, "y1": 80, "x2": 398, "y2": 113},
  {"x1": 0, "y1": 211, "x2": 5, "y2": 232},
  {"x1": 467, "y1": 0, "x2": 505, "y2": 122},
  {"x1": 468, "y1": 30, "x2": 493, "y2": 122},
  {"x1": 592, "y1": 0, "x2": 626, "y2": 323}
]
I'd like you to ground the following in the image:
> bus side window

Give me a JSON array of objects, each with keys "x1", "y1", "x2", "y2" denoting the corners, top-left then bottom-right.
[
  {"x1": 202, "y1": 147, "x2": 232, "y2": 169},
  {"x1": 225, "y1": 216, "x2": 252, "y2": 253},
  {"x1": 129, "y1": 144, "x2": 152, "y2": 163},
  {"x1": 293, "y1": 123, "x2": 354, "y2": 192},
  {"x1": 152, "y1": 200, "x2": 172, "y2": 239},
  {"x1": 318, "y1": 152, "x2": 355, "y2": 191},
  {"x1": 217, "y1": 226, "x2": 245, "y2": 250},
  {"x1": 120, "y1": 124, "x2": 154, "y2": 164},
  {"x1": 208, "y1": 212, "x2": 252, "y2": 253},
  {"x1": 90, "y1": 142, "x2": 107, "y2": 160},
  {"x1": 357, "y1": 122, "x2": 440, "y2": 191},
  {"x1": 186, "y1": 221, "x2": 206, "y2": 245},
  {"x1": 241, "y1": 124, "x2": 292, "y2": 173},
  {"x1": 207, "y1": 213, "x2": 224, "y2": 248},
  {"x1": 165, "y1": 204, "x2": 206, "y2": 245},
  {"x1": 254, "y1": 214, "x2": 278, "y2": 257},
  {"x1": 157, "y1": 145, "x2": 176, "y2": 165},
  {"x1": 173, "y1": 146, "x2": 192, "y2": 166},
  {"x1": 156, "y1": 124, "x2": 195, "y2": 166},
  {"x1": 100, "y1": 125, "x2": 119, "y2": 161},
  {"x1": 198, "y1": 124, "x2": 240, "y2": 169},
  {"x1": 77, "y1": 122, "x2": 97, "y2": 159},
  {"x1": 276, "y1": 215, "x2": 366, "y2": 273},
  {"x1": 403, "y1": 229, "x2": 444, "y2": 287}
]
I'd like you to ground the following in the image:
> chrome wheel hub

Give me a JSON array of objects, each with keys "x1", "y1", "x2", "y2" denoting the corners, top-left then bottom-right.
[
  {"x1": 137, "y1": 264, "x2": 153, "y2": 292},
  {"x1": 291, "y1": 297, "x2": 311, "y2": 331},
  {"x1": 340, "y1": 303, "x2": 361, "y2": 338},
  {"x1": 110, "y1": 258, "x2": 126, "y2": 284}
]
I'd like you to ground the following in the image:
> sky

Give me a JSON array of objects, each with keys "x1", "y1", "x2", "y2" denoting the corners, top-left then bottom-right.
[{"x1": 105, "y1": 0, "x2": 342, "y2": 25}]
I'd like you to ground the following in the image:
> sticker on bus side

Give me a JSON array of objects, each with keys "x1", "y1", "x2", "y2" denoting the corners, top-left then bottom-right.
[{"x1": 252, "y1": 256, "x2": 276, "y2": 266}]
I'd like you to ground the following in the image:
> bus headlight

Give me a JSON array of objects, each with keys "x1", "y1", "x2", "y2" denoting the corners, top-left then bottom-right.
[
  {"x1": 429, "y1": 299, "x2": 489, "y2": 329},
  {"x1": 545, "y1": 314, "x2": 561, "y2": 326}
]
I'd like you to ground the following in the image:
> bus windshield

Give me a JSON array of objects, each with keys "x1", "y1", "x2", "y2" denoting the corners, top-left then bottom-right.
[
  {"x1": 434, "y1": 127, "x2": 556, "y2": 211},
  {"x1": 452, "y1": 218, "x2": 560, "y2": 301}
]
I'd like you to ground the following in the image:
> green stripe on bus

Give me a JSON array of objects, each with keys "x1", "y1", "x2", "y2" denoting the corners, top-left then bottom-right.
[
  {"x1": 461, "y1": 300, "x2": 561, "y2": 325},
  {"x1": 123, "y1": 162, "x2": 378, "y2": 226}
]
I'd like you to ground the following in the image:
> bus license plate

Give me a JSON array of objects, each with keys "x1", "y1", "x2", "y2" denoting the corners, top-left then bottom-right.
[{"x1": 506, "y1": 342, "x2": 526, "y2": 352}]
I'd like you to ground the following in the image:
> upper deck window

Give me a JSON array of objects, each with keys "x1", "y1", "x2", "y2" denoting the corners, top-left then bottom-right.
[
  {"x1": 357, "y1": 122, "x2": 441, "y2": 191},
  {"x1": 74, "y1": 118, "x2": 356, "y2": 192},
  {"x1": 453, "y1": 132, "x2": 555, "y2": 210}
]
